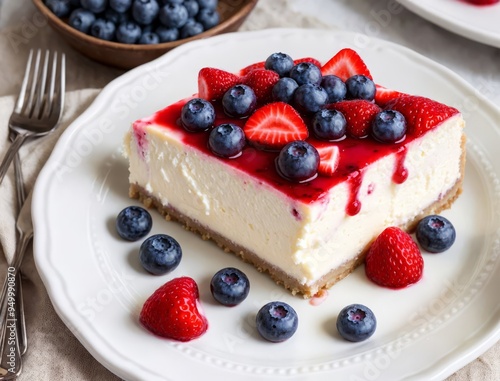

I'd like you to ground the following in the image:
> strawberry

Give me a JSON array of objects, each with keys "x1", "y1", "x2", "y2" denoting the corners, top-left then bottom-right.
[
  {"x1": 244, "y1": 102, "x2": 308, "y2": 150},
  {"x1": 140, "y1": 277, "x2": 208, "y2": 342},
  {"x1": 198, "y1": 67, "x2": 240, "y2": 101},
  {"x1": 386, "y1": 95, "x2": 459, "y2": 137},
  {"x1": 330, "y1": 100, "x2": 381, "y2": 138},
  {"x1": 293, "y1": 57, "x2": 322, "y2": 68},
  {"x1": 239, "y1": 57, "x2": 322, "y2": 76},
  {"x1": 374, "y1": 85, "x2": 404, "y2": 107},
  {"x1": 242, "y1": 69, "x2": 280, "y2": 102},
  {"x1": 239, "y1": 61, "x2": 265, "y2": 76},
  {"x1": 321, "y1": 48, "x2": 372, "y2": 81},
  {"x1": 365, "y1": 227, "x2": 424, "y2": 289},
  {"x1": 314, "y1": 144, "x2": 340, "y2": 176}
]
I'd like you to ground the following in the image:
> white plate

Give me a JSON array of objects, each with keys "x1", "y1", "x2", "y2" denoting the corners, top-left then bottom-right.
[
  {"x1": 397, "y1": 0, "x2": 500, "y2": 48},
  {"x1": 32, "y1": 28, "x2": 500, "y2": 381}
]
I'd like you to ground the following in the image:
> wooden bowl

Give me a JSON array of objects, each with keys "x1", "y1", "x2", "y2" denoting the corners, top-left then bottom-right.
[{"x1": 32, "y1": 0, "x2": 259, "y2": 70}]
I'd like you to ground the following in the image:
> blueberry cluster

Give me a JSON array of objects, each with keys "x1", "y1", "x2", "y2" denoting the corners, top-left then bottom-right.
[{"x1": 44, "y1": 0, "x2": 220, "y2": 44}]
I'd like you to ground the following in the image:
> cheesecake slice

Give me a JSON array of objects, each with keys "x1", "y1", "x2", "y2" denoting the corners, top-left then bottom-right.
[{"x1": 124, "y1": 50, "x2": 465, "y2": 297}]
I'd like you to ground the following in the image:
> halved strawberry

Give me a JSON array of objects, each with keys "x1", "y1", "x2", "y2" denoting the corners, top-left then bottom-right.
[
  {"x1": 321, "y1": 48, "x2": 372, "y2": 81},
  {"x1": 374, "y1": 85, "x2": 405, "y2": 107},
  {"x1": 242, "y1": 69, "x2": 280, "y2": 103},
  {"x1": 314, "y1": 144, "x2": 340, "y2": 176},
  {"x1": 198, "y1": 67, "x2": 240, "y2": 101},
  {"x1": 139, "y1": 277, "x2": 208, "y2": 342},
  {"x1": 365, "y1": 227, "x2": 424, "y2": 289},
  {"x1": 244, "y1": 102, "x2": 308, "y2": 150},
  {"x1": 386, "y1": 95, "x2": 459, "y2": 136},
  {"x1": 330, "y1": 100, "x2": 381, "y2": 138}
]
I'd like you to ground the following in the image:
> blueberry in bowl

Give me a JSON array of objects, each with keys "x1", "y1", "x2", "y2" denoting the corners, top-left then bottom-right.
[{"x1": 33, "y1": 0, "x2": 259, "y2": 69}]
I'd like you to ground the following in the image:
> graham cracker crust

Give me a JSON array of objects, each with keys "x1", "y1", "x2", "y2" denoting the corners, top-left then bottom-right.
[{"x1": 129, "y1": 135, "x2": 466, "y2": 298}]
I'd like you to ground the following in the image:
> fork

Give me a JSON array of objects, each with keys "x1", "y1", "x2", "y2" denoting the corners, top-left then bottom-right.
[{"x1": 0, "y1": 49, "x2": 66, "y2": 186}]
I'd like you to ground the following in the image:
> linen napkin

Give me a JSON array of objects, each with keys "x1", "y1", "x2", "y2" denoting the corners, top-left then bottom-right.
[{"x1": 0, "y1": 89, "x2": 122, "y2": 381}]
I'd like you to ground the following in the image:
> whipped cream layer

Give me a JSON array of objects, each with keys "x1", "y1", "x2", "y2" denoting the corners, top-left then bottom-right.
[{"x1": 124, "y1": 105, "x2": 464, "y2": 290}]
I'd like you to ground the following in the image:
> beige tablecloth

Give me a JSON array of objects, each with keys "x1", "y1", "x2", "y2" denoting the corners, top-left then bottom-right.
[{"x1": 0, "y1": 0, "x2": 498, "y2": 380}]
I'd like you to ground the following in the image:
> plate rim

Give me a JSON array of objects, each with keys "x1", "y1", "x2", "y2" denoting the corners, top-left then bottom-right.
[
  {"x1": 32, "y1": 27, "x2": 500, "y2": 381},
  {"x1": 396, "y1": 0, "x2": 500, "y2": 48}
]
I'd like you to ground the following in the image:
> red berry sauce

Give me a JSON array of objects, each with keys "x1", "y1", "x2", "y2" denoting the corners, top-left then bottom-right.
[{"x1": 133, "y1": 98, "x2": 431, "y2": 216}]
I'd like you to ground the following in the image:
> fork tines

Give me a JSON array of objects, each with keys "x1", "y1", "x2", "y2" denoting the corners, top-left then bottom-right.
[{"x1": 15, "y1": 49, "x2": 66, "y2": 123}]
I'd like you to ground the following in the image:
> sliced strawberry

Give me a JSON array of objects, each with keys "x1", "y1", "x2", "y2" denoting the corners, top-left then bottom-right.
[
  {"x1": 239, "y1": 61, "x2": 265, "y2": 76},
  {"x1": 330, "y1": 100, "x2": 381, "y2": 138},
  {"x1": 244, "y1": 102, "x2": 308, "y2": 150},
  {"x1": 140, "y1": 277, "x2": 208, "y2": 342},
  {"x1": 374, "y1": 85, "x2": 405, "y2": 107},
  {"x1": 198, "y1": 67, "x2": 240, "y2": 101},
  {"x1": 293, "y1": 57, "x2": 322, "y2": 68},
  {"x1": 314, "y1": 144, "x2": 340, "y2": 176},
  {"x1": 365, "y1": 227, "x2": 424, "y2": 289},
  {"x1": 321, "y1": 48, "x2": 372, "y2": 81},
  {"x1": 242, "y1": 69, "x2": 280, "y2": 103},
  {"x1": 386, "y1": 95, "x2": 459, "y2": 136}
]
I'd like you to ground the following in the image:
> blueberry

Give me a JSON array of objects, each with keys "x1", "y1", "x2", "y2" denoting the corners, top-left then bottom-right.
[
  {"x1": 180, "y1": 98, "x2": 215, "y2": 132},
  {"x1": 196, "y1": 8, "x2": 219, "y2": 30},
  {"x1": 321, "y1": 75, "x2": 347, "y2": 103},
  {"x1": 70, "y1": 0, "x2": 81, "y2": 7},
  {"x1": 277, "y1": 140, "x2": 319, "y2": 182},
  {"x1": 68, "y1": 8, "x2": 96, "y2": 34},
  {"x1": 208, "y1": 123, "x2": 246, "y2": 158},
  {"x1": 159, "y1": 3, "x2": 189, "y2": 28},
  {"x1": 183, "y1": 0, "x2": 199, "y2": 17},
  {"x1": 139, "y1": 234, "x2": 182, "y2": 275},
  {"x1": 90, "y1": 19, "x2": 116, "y2": 40},
  {"x1": 272, "y1": 77, "x2": 298, "y2": 104},
  {"x1": 116, "y1": 206, "x2": 152, "y2": 241},
  {"x1": 210, "y1": 267, "x2": 250, "y2": 306},
  {"x1": 80, "y1": 0, "x2": 107, "y2": 13},
  {"x1": 155, "y1": 25, "x2": 179, "y2": 41},
  {"x1": 293, "y1": 83, "x2": 328, "y2": 114},
  {"x1": 222, "y1": 84, "x2": 257, "y2": 118},
  {"x1": 159, "y1": 0, "x2": 184, "y2": 4},
  {"x1": 416, "y1": 215, "x2": 456, "y2": 253},
  {"x1": 311, "y1": 109, "x2": 346, "y2": 141},
  {"x1": 345, "y1": 74, "x2": 376, "y2": 101},
  {"x1": 179, "y1": 19, "x2": 204, "y2": 38},
  {"x1": 132, "y1": 0, "x2": 160, "y2": 25},
  {"x1": 371, "y1": 110, "x2": 406, "y2": 143},
  {"x1": 109, "y1": 0, "x2": 132, "y2": 12},
  {"x1": 289, "y1": 62, "x2": 322, "y2": 86},
  {"x1": 104, "y1": 8, "x2": 130, "y2": 24},
  {"x1": 116, "y1": 21, "x2": 142, "y2": 43},
  {"x1": 139, "y1": 31, "x2": 160, "y2": 44},
  {"x1": 336, "y1": 304, "x2": 377, "y2": 342},
  {"x1": 265, "y1": 52, "x2": 294, "y2": 77},
  {"x1": 46, "y1": 0, "x2": 73, "y2": 18},
  {"x1": 256, "y1": 301, "x2": 298, "y2": 342},
  {"x1": 197, "y1": 0, "x2": 217, "y2": 10}
]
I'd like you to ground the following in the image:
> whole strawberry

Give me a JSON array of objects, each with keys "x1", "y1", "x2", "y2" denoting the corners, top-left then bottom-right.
[
  {"x1": 198, "y1": 67, "x2": 240, "y2": 101},
  {"x1": 386, "y1": 95, "x2": 459, "y2": 137},
  {"x1": 365, "y1": 227, "x2": 424, "y2": 288},
  {"x1": 140, "y1": 277, "x2": 208, "y2": 341},
  {"x1": 330, "y1": 100, "x2": 381, "y2": 138},
  {"x1": 242, "y1": 69, "x2": 280, "y2": 103}
]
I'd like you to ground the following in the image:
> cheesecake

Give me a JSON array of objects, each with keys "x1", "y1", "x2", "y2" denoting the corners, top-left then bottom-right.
[{"x1": 124, "y1": 49, "x2": 466, "y2": 297}]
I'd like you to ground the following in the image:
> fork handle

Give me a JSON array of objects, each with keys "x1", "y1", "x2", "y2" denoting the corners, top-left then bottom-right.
[{"x1": 0, "y1": 133, "x2": 29, "y2": 187}]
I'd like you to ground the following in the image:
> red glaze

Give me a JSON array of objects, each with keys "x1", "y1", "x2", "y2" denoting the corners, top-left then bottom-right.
[{"x1": 134, "y1": 98, "x2": 441, "y2": 215}]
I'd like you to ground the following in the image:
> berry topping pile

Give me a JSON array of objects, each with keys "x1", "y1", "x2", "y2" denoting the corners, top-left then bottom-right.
[
  {"x1": 178, "y1": 49, "x2": 459, "y2": 184},
  {"x1": 44, "y1": 0, "x2": 221, "y2": 44}
]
